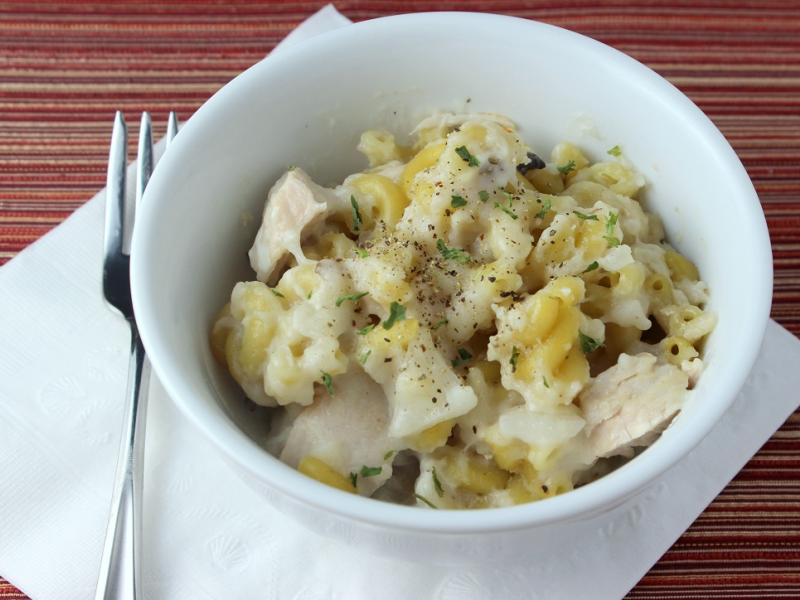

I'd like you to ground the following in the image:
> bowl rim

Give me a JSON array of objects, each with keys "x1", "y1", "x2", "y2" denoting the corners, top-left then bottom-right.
[{"x1": 131, "y1": 11, "x2": 773, "y2": 534}]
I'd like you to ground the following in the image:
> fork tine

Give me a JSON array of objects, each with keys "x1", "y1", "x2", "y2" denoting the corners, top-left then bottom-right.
[
  {"x1": 104, "y1": 111, "x2": 127, "y2": 259},
  {"x1": 136, "y1": 112, "x2": 153, "y2": 207},
  {"x1": 166, "y1": 112, "x2": 179, "y2": 147}
]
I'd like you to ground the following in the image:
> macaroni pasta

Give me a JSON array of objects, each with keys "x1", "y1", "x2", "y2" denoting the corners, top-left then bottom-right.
[{"x1": 211, "y1": 112, "x2": 715, "y2": 509}]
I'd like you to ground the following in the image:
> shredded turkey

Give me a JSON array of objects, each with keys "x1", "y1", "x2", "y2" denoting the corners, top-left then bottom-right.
[
  {"x1": 280, "y1": 368, "x2": 396, "y2": 495},
  {"x1": 579, "y1": 353, "x2": 688, "y2": 458},
  {"x1": 248, "y1": 168, "x2": 333, "y2": 284}
]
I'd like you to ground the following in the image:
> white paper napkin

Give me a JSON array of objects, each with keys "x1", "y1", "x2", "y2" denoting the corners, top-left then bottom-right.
[{"x1": 1, "y1": 5, "x2": 798, "y2": 599}]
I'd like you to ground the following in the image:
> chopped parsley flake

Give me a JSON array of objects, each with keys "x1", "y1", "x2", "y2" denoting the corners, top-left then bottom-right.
[
  {"x1": 382, "y1": 302, "x2": 406, "y2": 330},
  {"x1": 451, "y1": 194, "x2": 467, "y2": 208},
  {"x1": 360, "y1": 465, "x2": 382, "y2": 477},
  {"x1": 510, "y1": 346, "x2": 520, "y2": 373},
  {"x1": 270, "y1": 288, "x2": 284, "y2": 298},
  {"x1": 604, "y1": 212, "x2": 621, "y2": 246},
  {"x1": 606, "y1": 211, "x2": 619, "y2": 233},
  {"x1": 607, "y1": 145, "x2": 622, "y2": 157},
  {"x1": 583, "y1": 261, "x2": 599, "y2": 273},
  {"x1": 357, "y1": 323, "x2": 376, "y2": 336},
  {"x1": 437, "y1": 238, "x2": 471, "y2": 263},
  {"x1": 432, "y1": 467, "x2": 444, "y2": 497},
  {"x1": 355, "y1": 247, "x2": 369, "y2": 258},
  {"x1": 321, "y1": 371, "x2": 334, "y2": 395},
  {"x1": 479, "y1": 190, "x2": 490, "y2": 202},
  {"x1": 335, "y1": 291, "x2": 369, "y2": 307},
  {"x1": 535, "y1": 197, "x2": 552, "y2": 220},
  {"x1": 415, "y1": 493, "x2": 438, "y2": 509},
  {"x1": 494, "y1": 201, "x2": 518, "y2": 220},
  {"x1": 384, "y1": 450, "x2": 394, "y2": 461},
  {"x1": 358, "y1": 348, "x2": 372, "y2": 364},
  {"x1": 579, "y1": 332, "x2": 603, "y2": 354},
  {"x1": 574, "y1": 211, "x2": 598, "y2": 221},
  {"x1": 451, "y1": 347, "x2": 473, "y2": 368},
  {"x1": 432, "y1": 318, "x2": 448, "y2": 330},
  {"x1": 349, "y1": 472, "x2": 358, "y2": 488},
  {"x1": 307, "y1": 291, "x2": 313, "y2": 299},
  {"x1": 557, "y1": 160, "x2": 576, "y2": 175},
  {"x1": 543, "y1": 376, "x2": 550, "y2": 388},
  {"x1": 455, "y1": 145, "x2": 480, "y2": 167},
  {"x1": 350, "y1": 195, "x2": 363, "y2": 232}
]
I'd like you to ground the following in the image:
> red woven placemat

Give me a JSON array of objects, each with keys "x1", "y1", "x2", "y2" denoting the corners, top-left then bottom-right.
[{"x1": 1, "y1": 1, "x2": 798, "y2": 598}]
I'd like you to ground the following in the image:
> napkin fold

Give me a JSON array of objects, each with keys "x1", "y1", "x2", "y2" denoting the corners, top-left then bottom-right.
[{"x1": 1, "y1": 5, "x2": 798, "y2": 599}]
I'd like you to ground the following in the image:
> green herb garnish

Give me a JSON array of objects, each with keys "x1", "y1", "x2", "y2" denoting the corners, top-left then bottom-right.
[
  {"x1": 321, "y1": 371, "x2": 334, "y2": 395},
  {"x1": 510, "y1": 346, "x2": 520, "y2": 373},
  {"x1": 451, "y1": 347, "x2": 473, "y2": 368},
  {"x1": 358, "y1": 348, "x2": 372, "y2": 364},
  {"x1": 478, "y1": 190, "x2": 490, "y2": 202},
  {"x1": 384, "y1": 450, "x2": 394, "y2": 461},
  {"x1": 557, "y1": 160, "x2": 576, "y2": 175},
  {"x1": 607, "y1": 145, "x2": 622, "y2": 157},
  {"x1": 415, "y1": 493, "x2": 438, "y2": 509},
  {"x1": 604, "y1": 212, "x2": 620, "y2": 247},
  {"x1": 349, "y1": 472, "x2": 358, "y2": 488},
  {"x1": 543, "y1": 376, "x2": 550, "y2": 388},
  {"x1": 436, "y1": 238, "x2": 471, "y2": 263},
  {"x1": 382, "y1": 302, "x2": 406, "y2": 330},
  {"x1": 307, "y1": 291, "x2": 313, "y2": 299},
  {"x1": 579, "y1": 332, "x2": 602, "y2": 354},
  {"x1": 350, "y1": 195, "x2": 363, "y2": 232},
  {"x1": 360, "y1": 465, "x2": 382, "y2": 477},
  {"x1": 451, "y1": 194, "x2": 467, "y2": 208},
  {"x1": 270, "y1": 288, "x2": 284, "y2": 298},
  {"x1": 335, "y1": 291, "x2": 369, "y2": 307},
  {"x1": 357, "y1": 323, "x2": 377, "y2": 336},
  {"x1": 535, "y1": 197, "x2": 552, "y2": 220},
  {"x1": 355, "y1": 247, "x2": 369, "y2": 258},
  {"x1": 432, "y1": 318, "x2": 448, "y2": 330},
  {"x1": 455, "y1": 145, "x2": 480, "y2": 167},
  {"x1": 583, "y1": 261, "x2": 599, "y2": 273},
  {"x1": 432, "y1": 467, "x2": 444, "y2": 497},
  {"x1": 494, "y1": 201, "x2": 518, "y2": 220},
  {"x1": 574, "y1": 211, "x2": 598, "y2": 221}
]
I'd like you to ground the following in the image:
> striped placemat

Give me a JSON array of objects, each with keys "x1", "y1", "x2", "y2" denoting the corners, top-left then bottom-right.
[{"x1": 1, "y1": 1, "x2": 798, "y2": 597}]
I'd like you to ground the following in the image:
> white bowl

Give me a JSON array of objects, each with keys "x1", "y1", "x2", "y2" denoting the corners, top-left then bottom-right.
[{"x1": 131, "y1": 12, "x2": 772, "y2": 564}]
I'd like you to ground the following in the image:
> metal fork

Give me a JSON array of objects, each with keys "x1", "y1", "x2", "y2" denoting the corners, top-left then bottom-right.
[{"x1": 95, "y1": 111, "x2": 179, "y2": 600}]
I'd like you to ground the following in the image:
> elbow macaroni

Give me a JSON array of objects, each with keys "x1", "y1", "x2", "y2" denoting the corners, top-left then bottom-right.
[{"x1": 211, "y1": 112, "x2": 715, "y2": 509}]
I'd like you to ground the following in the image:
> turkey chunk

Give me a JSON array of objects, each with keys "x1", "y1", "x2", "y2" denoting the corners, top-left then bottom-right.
[
  {"x1": 280, "y1": 368, "x2": 397, "y2": 495},
  {"x1": 248, "y1": 168, "x2": 334, "y2": 284},
  {"x1": 579, "y1": 353, "x2": 688, "y2": 458}
]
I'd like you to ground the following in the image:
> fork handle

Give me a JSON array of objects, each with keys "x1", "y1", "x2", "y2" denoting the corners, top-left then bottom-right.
[{"x1": 95, "y1": 326, "x2": 151, "y2": 600}]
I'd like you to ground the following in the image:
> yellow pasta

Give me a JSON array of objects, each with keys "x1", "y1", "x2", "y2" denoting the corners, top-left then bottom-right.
[
  {"x1": 352, "y1": 174, "x2": 409, "y2": 228},
  {"x1": 210, "y1": 111, "x2": 715, "y2": 510},
  {"x1": 298, "y1": 456, "x2": 356, "y2": 493},
  {"x1": 525, "y1": 166, "x2": 565, "y2": 194},
  {"x1": 304, "y1": 232, "x2": 356, "y2": 261},
  {"x1": 406, "y1": 420, "x2": 454, "y2": 453},
  {"x1": 662, "y1": 336, "x2": 699, "y2": 365},
  {"x1": 357, "y1": 129, "x2": 408, "y2": 167},
  {"x1": 490, "y1": 276, "x2": 589, "y2": 407},
  {"x1": 665, "y1": 248, "x2": 700, "y2": 281},
  {"x1": 401, "y1": 141, "x2": 445, "y2": 197}
]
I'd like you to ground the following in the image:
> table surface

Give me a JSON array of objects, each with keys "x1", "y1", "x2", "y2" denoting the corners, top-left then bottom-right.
[{"x1": 1, "y1": 1, "x2": 798, "y2": 598}]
